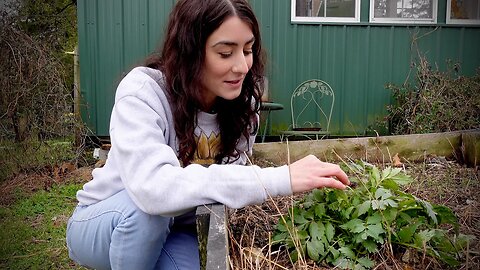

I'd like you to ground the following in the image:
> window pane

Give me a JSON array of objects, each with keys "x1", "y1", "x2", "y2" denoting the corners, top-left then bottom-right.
[
  {"x1": 296, "y1": 0, "x2": 356, "y2": 17},
  {"x1": 451, "y1": 0, "x2": 480, "y2": 20},
  {"x1": 374, "y1": 0, "x2": 433, "y2": 19}
]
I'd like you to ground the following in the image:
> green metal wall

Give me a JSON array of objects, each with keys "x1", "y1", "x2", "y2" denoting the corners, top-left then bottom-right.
[
  {"x1": 77, "y1": 0, "x2": 176, "y2": 136},
  {"x1": 78, "y1": 0, "x2": 480, "y2": 137}
]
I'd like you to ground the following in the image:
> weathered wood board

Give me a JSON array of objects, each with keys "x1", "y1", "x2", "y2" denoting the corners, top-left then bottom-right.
[{"x1": 253, "y1": 130, "x2": 480, "y2": 167}]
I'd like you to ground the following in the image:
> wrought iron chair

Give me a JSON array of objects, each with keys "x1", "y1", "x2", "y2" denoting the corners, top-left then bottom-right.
[{"x1": 280, "y1": 79, "x2": 335, "y2": 141}]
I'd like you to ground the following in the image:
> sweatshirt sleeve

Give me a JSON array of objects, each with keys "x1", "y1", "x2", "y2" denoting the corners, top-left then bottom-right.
[{"x1": 109, "y1": 95, "x2": 292, "y2": 217}]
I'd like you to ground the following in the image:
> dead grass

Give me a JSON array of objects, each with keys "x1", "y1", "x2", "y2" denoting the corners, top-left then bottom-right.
[
  {"x1": 228, "y1": 156, "x2": 479, "y2": 270},
  {"x1": 0, "y1": 164, "x2": 93, "y2": 206}
]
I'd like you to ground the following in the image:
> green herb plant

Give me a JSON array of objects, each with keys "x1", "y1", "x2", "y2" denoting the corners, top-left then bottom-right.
[{"x1": 273, "y1": 161, "x2": 473, "y2": 269}]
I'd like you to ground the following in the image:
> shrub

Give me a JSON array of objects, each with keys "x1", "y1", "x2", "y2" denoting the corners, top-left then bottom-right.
[{"x1": 383, "y1": 57, "x2": 480, "y2": 135}]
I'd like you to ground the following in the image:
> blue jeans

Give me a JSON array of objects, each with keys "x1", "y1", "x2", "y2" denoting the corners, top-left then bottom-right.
[{"x1": 66, "y1": 190, "x2": 200, "y2": 270}]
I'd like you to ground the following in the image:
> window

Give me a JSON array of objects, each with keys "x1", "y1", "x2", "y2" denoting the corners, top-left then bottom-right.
[
  {"x1": 291, "y1": 0, "x2": 360, "y2": 23},
  {"x1": 447, "y1": 0, "x2": 480, "y2": 25},
  {"x1": 370, "y1": 0, "x2": 438, "y2": 24}
]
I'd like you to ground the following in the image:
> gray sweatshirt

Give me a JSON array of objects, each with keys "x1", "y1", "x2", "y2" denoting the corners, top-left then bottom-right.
[{"x1": 76, "y1": 67, "x2": 292, "y2": 217}]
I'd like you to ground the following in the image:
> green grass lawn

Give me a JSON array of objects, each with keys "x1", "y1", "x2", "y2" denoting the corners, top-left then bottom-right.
[{"x1": 0, "y1": 183, "x2": 85, "y2": 269}]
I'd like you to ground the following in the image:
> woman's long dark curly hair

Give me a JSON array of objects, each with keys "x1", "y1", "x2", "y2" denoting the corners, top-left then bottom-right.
[{"x1": 146, "y1": 0, "x2": 265, "y2": 166}]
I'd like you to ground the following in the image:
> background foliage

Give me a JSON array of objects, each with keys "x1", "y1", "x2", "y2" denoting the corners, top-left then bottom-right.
[
  {"x1": 382, "y1": 56, "x2": 480, "y2": 135},
  {"x1": 0, "y1": 0, "x2": 84, "y2": 181}
]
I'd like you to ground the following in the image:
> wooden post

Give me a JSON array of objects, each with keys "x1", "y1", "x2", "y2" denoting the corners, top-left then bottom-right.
[
  {"x1": 196, "y1": 204, "x2": 229, "y2": 270},
  {"x1": 462, "y1": 130, "x2": 480, "y2": 168}
]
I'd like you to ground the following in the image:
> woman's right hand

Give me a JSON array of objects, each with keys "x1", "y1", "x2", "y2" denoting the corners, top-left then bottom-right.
[{"x1": 288, "y1": 154, "x2": 350, "y2": 193}]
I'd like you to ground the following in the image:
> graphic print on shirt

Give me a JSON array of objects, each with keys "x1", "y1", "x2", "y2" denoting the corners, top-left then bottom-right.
[{"x1": 192, "y1": 131, "x2": 221, "y2": 165}]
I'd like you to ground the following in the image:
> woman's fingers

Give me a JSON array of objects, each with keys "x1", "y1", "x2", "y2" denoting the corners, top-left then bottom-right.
[
  {"x1": 312, "y1": 164, "x2": 350, "y2": 186},
  {"x1": 289, "y1": 155, "x2": 350, "y2": 193},
  {"x1": 316, "y1": 177, "x2": 348, "y2": 190}
]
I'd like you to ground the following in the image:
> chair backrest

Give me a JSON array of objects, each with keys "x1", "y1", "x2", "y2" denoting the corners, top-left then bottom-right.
[{"x1": 290, "y1": 79, "x2": 335, "y2": 132}]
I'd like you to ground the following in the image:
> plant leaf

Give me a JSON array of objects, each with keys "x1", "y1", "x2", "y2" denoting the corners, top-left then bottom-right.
[
  {"x1": 354, "y1": 263, "x2": 367, "y2": 270},
  {"x1": 366, "y1": 223, "x2": 386, "y2": 243},
  {"x1": 333, "y1": 257, "x2": 352, "y2": 270},
  {"x1": 309, "y1": 221, "x2": 325, "y2": 241},
  {"x1": 306, "y1": 239, "x2": 324, "y2": 261},
  {"x1": 366, "y1": 212, "x2": 382, "y2": 225},
  {"x1": 416, "y1": 197, "x2": 438, "y2": 224},
  {"x1": 375, "y1": 188, "x2": 392, "y2": 200},
  {"x1": 312, "y1": 189, "x2": 324, "y2": 201},
  {"x1": 385, "y1": 199, "x2": 398, "y2": 208},
  {"x1": 356, "y1": 201, "x2": 371, "y2": 217},
  {"x1": 434, "y1": 250, "x2": 461, "y2": 267},
  {"x1": 362, "y1": 240, "x2": 378, "y2": 253},
  {"x1": 294, "y1": 212, "x2": 308, "y2": 224},
  {"x1": 414, "y1": 229, "x2": 436, "y2": 246},
  {"x1": 339, "y1": 246, "x2": 356, "y2": 259},
  {"x1": 357, "y1": 256, "x2": 375, "y2": 268},
  {"x1": 371, "y1": 200, "x2": 380, "y2": 210},
  {"x1": 381, "y1": 179, "x2": 399, "y2": 190},
  {"x1": 398, "y1": 220, "x2": 423, "y2": 243},
  {"x1": 341, "y1": 219, "x2": 365, "y2": 233},
  {"x1": 314, "y1": 203, "x2": 326, "y2": 217},
  {"x1": 272, "y1": 232, "x2": 287, "y2": 242},
  {"x1": 328, "y1": 246, "x2": 341, "y2": 260},
  {"x1": 391, "y1": 173, "x2": 413, "y2": 185},
  {"x1": 433, "y1": 204, "x2": 458, "y2": 230},
  {"x1": 371, "y1": 166, "x2": 381, "y2": 186},
  {"x1": 381, "y1": 167, "x2": 392, "y2": 180},
  {"x1": 325, "y1": 222, "x2": 335, "y2": 242},
  {"x1": 343, "y1": 206, "x2": 355, "y2": 219},
  {"x1": 383, "y1": 208, "x2": 398, "y2": 223}
]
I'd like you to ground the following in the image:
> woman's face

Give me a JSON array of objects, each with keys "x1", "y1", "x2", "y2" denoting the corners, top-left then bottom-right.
[{"x1": 200, "y1": 16, "x2": 254, "y2": 111}]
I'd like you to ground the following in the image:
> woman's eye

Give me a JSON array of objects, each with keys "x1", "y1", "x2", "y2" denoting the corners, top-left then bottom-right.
[
  {"x1": 243, "y1": 50, "x2": 253, "y2": 56},
  {"x1": 219, "y1": 52, "x2": 232, "y2": 58}
]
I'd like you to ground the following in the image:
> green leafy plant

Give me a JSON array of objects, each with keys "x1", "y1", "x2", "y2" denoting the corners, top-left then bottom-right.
[{"x1": 273, "y1": 161, "x2": 473, "y2": 269}]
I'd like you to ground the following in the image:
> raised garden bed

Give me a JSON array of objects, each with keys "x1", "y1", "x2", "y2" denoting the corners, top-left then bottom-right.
[{"x1": 199, "y1": 130, "x2": 479, "y2": 270}]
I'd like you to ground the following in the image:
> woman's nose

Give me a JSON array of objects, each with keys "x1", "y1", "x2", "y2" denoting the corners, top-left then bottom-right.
[{"x1": 232, "y1": 54, "x2": 249, "y2": 74}]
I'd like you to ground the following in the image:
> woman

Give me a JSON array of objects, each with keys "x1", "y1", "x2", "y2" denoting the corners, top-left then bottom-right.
[{"x1": 66, "y1": 0, "x2": 350, "y2": 269}]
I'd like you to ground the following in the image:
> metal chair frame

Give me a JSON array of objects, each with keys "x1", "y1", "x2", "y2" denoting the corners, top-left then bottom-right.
[{"x1": 281, "y1": 79, "x2": 335, "y2": 141}]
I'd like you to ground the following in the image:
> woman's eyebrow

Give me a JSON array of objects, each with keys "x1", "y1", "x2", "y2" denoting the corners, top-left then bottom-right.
[{"x1": 212, "y1": 37, "x2": 255, "y2": 47}]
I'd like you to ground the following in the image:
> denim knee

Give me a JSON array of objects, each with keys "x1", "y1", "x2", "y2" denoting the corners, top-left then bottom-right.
[{"x1": 66, "y1": 190, "x2": 174, "y2": 269}]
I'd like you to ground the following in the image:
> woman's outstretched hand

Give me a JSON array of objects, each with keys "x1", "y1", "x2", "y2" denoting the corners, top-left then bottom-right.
[{"x1": 288, "y1": 154, "x2": 350, "y2": 193}]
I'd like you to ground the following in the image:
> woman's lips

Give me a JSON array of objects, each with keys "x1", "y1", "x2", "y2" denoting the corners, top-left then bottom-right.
[{"x1": 225, "y1": 79, "x2": 242, "y2": 87}]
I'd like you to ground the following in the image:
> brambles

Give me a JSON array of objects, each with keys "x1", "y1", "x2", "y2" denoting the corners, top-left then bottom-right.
[{"x1": 273, "y1": 161, "x2": 474, "y2": 269}]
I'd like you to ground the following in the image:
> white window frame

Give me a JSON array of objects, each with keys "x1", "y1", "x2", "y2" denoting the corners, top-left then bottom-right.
[
  {"x1": 446, "y1": 0, "x2": 480, "y2": 25},
  {"x1": 291, "y1": 0, "x2": 361, "y2": 24},
  {"x1": 369, "y1": 0, "x2": 438, "y2": 24}
]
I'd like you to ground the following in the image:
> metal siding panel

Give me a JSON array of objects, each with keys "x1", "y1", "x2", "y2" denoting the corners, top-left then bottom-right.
[
  {"x1": 95, "y1": 0, "x2": 123, "y2": 135},
  {"x1": 79, "y1": 0, "x2": 100, "y2": 134},
  {"x1": 343, "y1": 26, "x2": 369, "y2": 135},
  {"x1": 147, "y1": 0, "x2": 175, "y2": 52},
  {"x1": 268, "y1": 0, "x2": 296, "y2": 131},
  {"x1": 78, "y1": 0, "x2": 175, "y2": 135},
  {"x1": 123, "y1": 0, "x2": 148, "y2": 69},
  {"x1": 461, "y1": 28, "x2": 480, "y2": 76}
]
